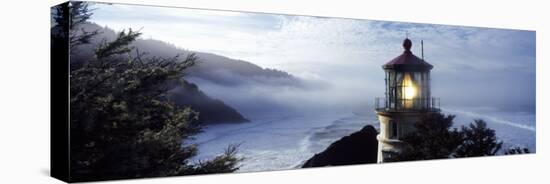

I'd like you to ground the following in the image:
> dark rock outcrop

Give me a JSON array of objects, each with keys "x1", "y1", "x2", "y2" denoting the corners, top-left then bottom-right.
[{"x1": 302, "y1": 125, "x2": 378, "y2": 168}]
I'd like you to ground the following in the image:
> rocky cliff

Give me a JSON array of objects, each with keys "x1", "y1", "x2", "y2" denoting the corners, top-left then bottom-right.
[{"x1": 302, "y1": 125, "x2": 378, "y2": 168}]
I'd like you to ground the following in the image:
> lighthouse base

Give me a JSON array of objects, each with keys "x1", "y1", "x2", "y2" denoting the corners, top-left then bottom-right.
[
  {"x1": 377, "y1": 135, "x2": 408, "y2": 162},
  {"x1": 375, "y1": 110, "x2": 436, "y2": 163}
]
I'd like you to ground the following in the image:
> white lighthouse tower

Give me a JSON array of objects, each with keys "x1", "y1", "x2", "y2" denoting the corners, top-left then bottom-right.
[{"x1": 375, "y1": 38, "x2": 440, "y2": 163}]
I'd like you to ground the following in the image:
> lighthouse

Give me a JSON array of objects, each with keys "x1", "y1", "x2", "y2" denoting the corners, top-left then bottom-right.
[{"x1": 375, "y1": 38, "x2": 440, "y2": 163}]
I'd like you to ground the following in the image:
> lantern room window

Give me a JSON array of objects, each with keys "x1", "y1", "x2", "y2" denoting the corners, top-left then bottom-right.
[
  {"x1": 386, "y1": 70, "x2": 430, "y2": 109},
  {"x1": 385, "y1": 70, "x2": 431, "y2": 110},
  {"x1": 402, "y1": 72, "x2": 416, "y2": 107}
]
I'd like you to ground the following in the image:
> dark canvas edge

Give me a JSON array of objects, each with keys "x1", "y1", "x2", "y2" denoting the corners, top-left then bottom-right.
[{"x1": 51, "y1": 1, "x2": 71, "y2": 183}]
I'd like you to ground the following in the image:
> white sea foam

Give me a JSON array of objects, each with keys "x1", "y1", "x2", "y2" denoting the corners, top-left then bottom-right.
[
  {"x1": 443, "y1": 108, "x2": 535, "y2": 132},
  {"x1": 191, "y1": 112, "x2": 363, "y2": 172}
]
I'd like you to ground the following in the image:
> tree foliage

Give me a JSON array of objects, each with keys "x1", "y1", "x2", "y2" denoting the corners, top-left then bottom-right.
[
  {"x1": 386, "y1": 112, "x2": 527, "y2": 162},
  {"x1": 454, "y1": 119, "x2": 503, "y2": 157},
  {"x1": 384, "y1": 113, "x2": 462, "y2": 162},
  {"x1": 53, "y1": 2, "x2": 241, "y2": 181},
  {"x1": 52, "y1": 2, "x2": 100, "y2": 51},
  {"x1": 504, "y1": 147, "x2": 530, "y2": 155}
]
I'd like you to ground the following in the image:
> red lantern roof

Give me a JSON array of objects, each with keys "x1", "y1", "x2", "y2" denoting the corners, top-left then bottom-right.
[{"x1": 383, "y1": 38, "x2": 433, "y2": 71}]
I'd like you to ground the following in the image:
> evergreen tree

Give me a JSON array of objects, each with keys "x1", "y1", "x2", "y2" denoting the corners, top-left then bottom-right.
[
  {"x1": 385, "y1": 113, "x2": 462, "y2": 162},
  {"x1": 51, "y1": 2, "x2": 100, "y2": 52},
  {"x1": 454, "y1": 119, "x2": 503, "y2": 157},
  {"x1": 385, "y1": 112, "x2": 520, "y2": 162},
  {"x1": 53, "y1": 2, "x2": 241, "y2": 181}
]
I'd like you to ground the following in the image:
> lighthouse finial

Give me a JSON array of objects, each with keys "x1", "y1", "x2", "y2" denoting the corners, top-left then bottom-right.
[{"x1": 403, "y1": 37, "x2": 412, "y2": 52}]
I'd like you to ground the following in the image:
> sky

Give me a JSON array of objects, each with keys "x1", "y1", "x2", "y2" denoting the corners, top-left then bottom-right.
[{"x1": 89, "y1": 2, "x2": 536, "y2": 114}]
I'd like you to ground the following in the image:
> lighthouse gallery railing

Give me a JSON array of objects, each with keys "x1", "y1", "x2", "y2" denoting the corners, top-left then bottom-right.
[{"x1": 375, "y1": 97, "x2": 440, "y2": 112}]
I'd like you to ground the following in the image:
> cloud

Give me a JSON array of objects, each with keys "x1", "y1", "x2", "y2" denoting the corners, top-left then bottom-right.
[{"x1": 89, "y1": 3, "x2": 536, "y2": 114}]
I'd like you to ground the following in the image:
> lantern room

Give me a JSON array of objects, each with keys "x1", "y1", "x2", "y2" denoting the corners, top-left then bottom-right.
[{"x1": 376, "y1": 38, "x2": 439, "y2": 111}]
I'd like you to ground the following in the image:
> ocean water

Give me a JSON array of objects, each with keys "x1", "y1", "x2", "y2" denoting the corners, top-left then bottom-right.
[
  {"x1": 443, "y1": 108, "x2": 536, "y2": 153},
  {"x1": 189, "y1": 108, "x2": 535, "y2": 172}
]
